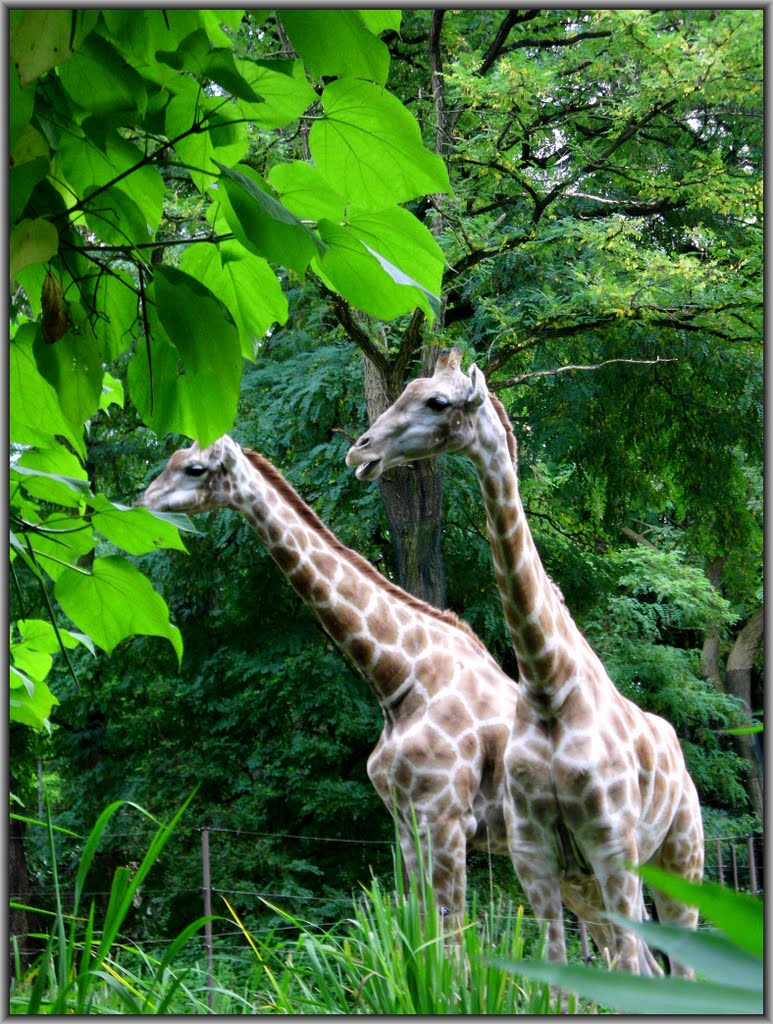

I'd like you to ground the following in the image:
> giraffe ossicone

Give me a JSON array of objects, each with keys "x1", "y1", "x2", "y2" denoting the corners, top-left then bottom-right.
[
  {"x1": 347, "y1": 348, "x2": 704, "y2": 976},
  {"x1": 136, "y1": 434, "x2": 519, "y2": 930}
]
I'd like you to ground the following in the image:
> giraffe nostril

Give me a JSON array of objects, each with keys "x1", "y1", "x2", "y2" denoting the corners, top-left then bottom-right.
[{"x1": 356, "y1": 435, "x2": 371, "y2": 449}]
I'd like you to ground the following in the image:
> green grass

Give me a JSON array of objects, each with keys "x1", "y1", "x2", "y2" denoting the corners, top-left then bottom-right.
[{"x1": 10, "y1": 800, "x2": 762, "y2": 1014}]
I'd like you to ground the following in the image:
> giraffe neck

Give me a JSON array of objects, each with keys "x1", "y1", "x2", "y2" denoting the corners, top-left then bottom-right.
[
  {"x1": 228, "y1": 448, "x2": 480, "y2": 708},
  {"x1": 469, "y1": 397, "x2": 583, "y2": 695}
]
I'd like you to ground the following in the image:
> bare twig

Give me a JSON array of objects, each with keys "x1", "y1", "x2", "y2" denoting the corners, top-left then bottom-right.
[{"x1": 489, "y1": 356, "x2": 676, "y2": 392}]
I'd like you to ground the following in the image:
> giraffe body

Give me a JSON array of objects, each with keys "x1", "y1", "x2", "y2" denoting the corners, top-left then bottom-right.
[
  {"x1": 136, "y1": 436, "x2": 517, "y2": 925},
  {"x1": 346, "y1": 349, "x2": 703, "y2": 974}
]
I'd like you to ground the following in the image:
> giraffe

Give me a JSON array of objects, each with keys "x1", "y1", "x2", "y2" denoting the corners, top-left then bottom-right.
[
  {"x1": 135, "y1": 434, "x2": 518, "y2": 930},
  {"x1": 346, "y1": 348, "x2": 704, "y2": 975}
]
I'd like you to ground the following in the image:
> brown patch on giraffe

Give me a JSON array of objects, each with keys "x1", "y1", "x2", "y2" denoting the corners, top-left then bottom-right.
[
  {"x1": 403, "y1": 622, "x2": 430, "y2": 658},
  {"x1": 368, "y1": 597, "x2": 399, "y2": 644},
  {"x1": 347, "y1": 635, "x2": 376, "y2": 667},
  {"x1": 607, "y1": 779, "x2": 628, "y2": 811},
  {"x1": 432, "y1": 695, "x2": 474, "y2": 737},
  {"x1": 373, "y1": 648, "x2": 411, "y2": 689},
  {"x1": 309, "y1": 576, "x2": 332, "y2": 605},
  {"x1": 415, "y1": 652, "x2": 456, "y2": 688},
  {"x1": 636, "y1": 734, "x2": 656, "y2": 772},
  {"x1": 337, "y1": 573, "x2": 372, "y2": 609},
  {"x1": 317, "y1": 603, "x2": 364, "y2": 645},
  {"x1": 265, "y1": 519, "x2": 284, "y2": 545},
  {"x1": 312, "y1": 551, "x2": 340, "y2": 582},
  {"x1": 271, "y1": 544, "x2": 301, "y2": 573}
]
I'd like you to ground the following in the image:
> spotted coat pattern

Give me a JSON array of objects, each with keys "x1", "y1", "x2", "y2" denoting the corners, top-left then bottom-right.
[
  {"x1": 137, "y1": 436, "x2": 518, "y2": 927},
  {"x1": 346, "y1": 349, "x2": 703, "y2": 975}
]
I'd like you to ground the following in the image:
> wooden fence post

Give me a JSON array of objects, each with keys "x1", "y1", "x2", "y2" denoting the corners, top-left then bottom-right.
[
  {"x1": 747, "y1": 835, "x2": 758, "y2": 895},
  {"x1": 201, "y1": 827, "x2": 215, "y2": 1012},
  {"x1": 730, "y1": 842, "x2": 739, "y2": 891},
  {"x1": 715, "y1": 838, "x2": 724, "y2": 886}
]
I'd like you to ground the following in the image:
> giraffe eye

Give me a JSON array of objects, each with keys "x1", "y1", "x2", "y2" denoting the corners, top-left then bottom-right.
[
  {"x1": 185, "y1": 463, "x2": 207, "y2": 478},
  {"x1": 426, "y1": 396, "x2": 450, "y2": 412}
]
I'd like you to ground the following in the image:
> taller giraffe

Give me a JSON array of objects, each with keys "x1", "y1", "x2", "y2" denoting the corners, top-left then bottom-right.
[
  {"x1": 346, "y1": 348, "x2": 703, "y2": 975},
  {"x1": 136, "y1": 435, "x2": 518, "y2": 928}
]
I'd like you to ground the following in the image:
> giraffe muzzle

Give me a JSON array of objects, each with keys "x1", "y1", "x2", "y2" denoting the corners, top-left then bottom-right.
[{"x1": 354, "y1": 457, "x2": 383, "y2": 481}]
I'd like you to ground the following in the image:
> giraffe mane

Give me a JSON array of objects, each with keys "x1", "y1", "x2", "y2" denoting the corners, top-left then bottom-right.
[
  {"x1": 487, "y1": 394, "x2": 518, "y2": 464},
  {"x1": 240, "y1": 448, "x2": 491, "y2": 655}
]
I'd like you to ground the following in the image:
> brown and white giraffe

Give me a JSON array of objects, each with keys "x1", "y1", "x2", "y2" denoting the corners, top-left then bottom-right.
[
  {"x1": 136, "y1": 434, "x2": 518, "y2": 930},
  {"x1": 346, "y1": 348, "x2": 703, "y2": 975}
]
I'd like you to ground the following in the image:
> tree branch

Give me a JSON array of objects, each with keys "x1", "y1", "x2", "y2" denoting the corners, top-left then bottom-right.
[
  {"x1": 324, "y1": 289, "x2": 390, "y2": 375},
  {"x1": 489, "y1": 356, "x2": 677, "y2": 392}
]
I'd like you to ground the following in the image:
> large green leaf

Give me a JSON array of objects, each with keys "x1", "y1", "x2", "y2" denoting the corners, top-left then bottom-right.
[
  {"x1": 605, "y1": 914, "x2": 762, "y2": 991},
  {"x1": 214, "y1": 161, "x2": 325, "y2": 276},
  {"x1": 180, "y1": 241, "x2": 288, "y2": 359},
  {"x1": 165, "y1": 78, "x2": 250, "y2": 194},
  {"x1": 10, "y1": 324, "x2": 85, "y2": 456},
  {"x1": 9, "y1": 9, "x2": 97, "y2": 86},
  {"x1": 13, "y1": 448, "x2": 90, "y2": 509},
  {"x1": 491, "y1": 958, "x2": 762, "y2": 1016},
  {"x1": 268, "y1": 161, "x2": 346, "y2": 223},
  {"x1": 33, "y1": 316, "x2": 103, "y2": 427},
  {"x1": 56, "y1": 124, "x2": 165, "y2": 235},
  {"x1": 10, "y1": 218, "x2": 58, "y2": 281},
  {"x1": 20, "y1": 512, "x2": 94, "y2": 583},
  {"x1": 54, "y1": 555, "x2": 183, "y2": 663},
  {"x1": 132, "y1": 267, "x2": 242, "y2": 446},
  {"x1": 310, "y1": 79, "x2": 451, "y2": 208},
  {"x1": 280, "y1": 10, "x2": 391, "y2": 85},
  {"x1": 358, "y1": 11, "x2": 402, "y2": 35},
  {"x1": 87, "y1": 269, "x2": 138, "y2": 361},
  {"x1": 58, "y1": 31, "x2": 148, "y2": 117},
  {"x1": 233, "y1": 58, "x2": 316, "y2": 129},
  {"x1": 101, "y1": 10, "x2": 204, "y2": 86},
  {"x1": 83, "y1": 184, "x2": 150, "y2": 246},
  {"x1": 9, "y1": 62, "x2": 36, "y2": 151},
  {"x1": 156, "y1": 28, "x2": 262, "y2": 102},
  {"x1": 10, "y1": 666, "x2": 59, "y2": 733},
  {"x1": 348, "y1": 205, "x2": 445, "y2": 296},
  {"x1": 89, "y1": 494, "x2": 190, "y2": 555},
  {"x1": 638, "y1": 865, "x2": 763, "y2": 958},
  {"x1": 314, "y1": 220, "x2": 440, "y2": 321}
]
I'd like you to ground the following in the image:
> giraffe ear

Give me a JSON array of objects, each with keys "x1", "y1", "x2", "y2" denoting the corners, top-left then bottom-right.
[{"x1": 465, "y1": 364, "x2": 487, "y2": 410}]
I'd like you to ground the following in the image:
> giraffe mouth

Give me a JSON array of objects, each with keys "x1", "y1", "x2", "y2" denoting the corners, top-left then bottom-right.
[{"x1": 355, "y1": 458, "x2": 382, "y2": 481}]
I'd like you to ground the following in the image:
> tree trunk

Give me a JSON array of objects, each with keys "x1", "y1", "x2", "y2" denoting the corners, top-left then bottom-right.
[
  {"x1": 9, "y1": 813, "x2": 44, "y2": 980},
  {"x1": 699, "y1": 557, "x2": 725, "y2": 688},
  {"x1": 362, "y1": 355, "x2": 447, "y2": 607},
  {"x1": 724, "y1": 605, "x2": 763, "y2": 818}
]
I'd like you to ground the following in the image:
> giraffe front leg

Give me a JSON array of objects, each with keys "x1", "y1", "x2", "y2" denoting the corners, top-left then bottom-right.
[{"x1": 398, "y1": 814, "x2": 467, "y2": 936}]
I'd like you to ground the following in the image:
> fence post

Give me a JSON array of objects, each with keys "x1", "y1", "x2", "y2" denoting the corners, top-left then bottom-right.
[
  {"x1": 730, "y1": 842, "x2": 739, "y2": 891},
  {"x1": 201, "y1": 828, "x2": 215, "y2": 1012},
  {"x1": 747, "y1": 835, "x2": 758, "y2": 895},
  {"x1": 715, "y1": 838, "x2": 724, "y2": 886},
  {"x1": 579, "y1": 920, "x2": 591, "y2": 964}
]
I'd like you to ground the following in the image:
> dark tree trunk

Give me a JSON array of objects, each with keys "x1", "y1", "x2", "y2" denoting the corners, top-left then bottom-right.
[
  {"x1": 724, "y1": 606, "x2": 763, "y2": 818},
  {"x1": 362, "y1": 354, "x2": 447, "y2": 607},
  {"x1": 699, "y1": 557, "x2": 725, "y2": 688},
  {"x1": 9, "y1": 814, "x2": 44, "y2": 980}
]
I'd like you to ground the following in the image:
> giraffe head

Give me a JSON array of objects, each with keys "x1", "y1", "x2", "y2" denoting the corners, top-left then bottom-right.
[
  {"x1": 135, "y1": 435, "x2": 243, "y2": 513},
  {"x1": 346, "y1": 347, "x2": 489, "y2": 481}
]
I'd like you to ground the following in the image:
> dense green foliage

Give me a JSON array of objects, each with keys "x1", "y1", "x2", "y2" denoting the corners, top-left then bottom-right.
[{"x1": 10, "y1": 6, "x2": 762, "y2": 973}]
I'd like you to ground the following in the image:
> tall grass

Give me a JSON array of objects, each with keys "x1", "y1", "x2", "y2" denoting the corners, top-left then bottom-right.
[
  {"x1": 227, "y1": 827, "x2": 577, "y2": 1014},
  {"x1": 9, "y1": 795, "x2": 221, "y2": 1014},
  {"x1": 13, "y1": 798, "x2": 760, "y2": 1014}
]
